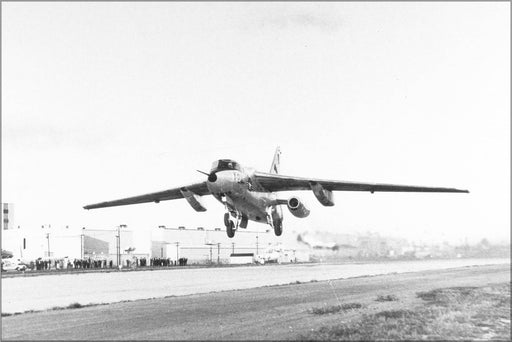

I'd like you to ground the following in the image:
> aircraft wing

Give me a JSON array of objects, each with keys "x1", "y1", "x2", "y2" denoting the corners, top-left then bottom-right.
[
  {"x1": 253, "y1": 172, "x2": 469, "y2": 193},
  {"x1": 83, "y1": 181, "x2": 210, "y2": 209}
]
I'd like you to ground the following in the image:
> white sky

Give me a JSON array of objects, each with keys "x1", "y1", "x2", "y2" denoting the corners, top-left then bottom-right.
[{"x1": 2, "y1": 2, "x2": 510, "y2": 245}]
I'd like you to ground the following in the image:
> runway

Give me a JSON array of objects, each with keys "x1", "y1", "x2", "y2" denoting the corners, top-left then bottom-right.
[
  {"x1": 1, "y1": 258, "x2": 509, "y2": 314},
  {"x1": 2, "y1": 263, "x2": 509, "y2": 340}
]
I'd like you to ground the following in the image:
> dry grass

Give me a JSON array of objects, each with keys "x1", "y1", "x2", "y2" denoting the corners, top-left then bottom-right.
[
  {"x1": 301, "y1": 282, "x2": 510, "y2": 340},
  {"x1": 310, "y1": 303, "x2": 363, "y2": 315},
  {"x1": 376, "y1": 294, "x2": 399, "y2": 302},
  {"x1": 51, "y1": 302, "x2": 84, "y2": 310}
]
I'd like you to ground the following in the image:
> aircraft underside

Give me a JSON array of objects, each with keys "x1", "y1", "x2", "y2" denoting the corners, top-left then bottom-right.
[{"x1": 213, "y1": 192, "x2": 284, "y2": 238}]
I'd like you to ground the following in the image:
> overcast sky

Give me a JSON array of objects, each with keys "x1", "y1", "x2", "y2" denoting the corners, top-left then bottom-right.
[{"x1": 2, "y1": 2, "x2": 510, "y2": 245}]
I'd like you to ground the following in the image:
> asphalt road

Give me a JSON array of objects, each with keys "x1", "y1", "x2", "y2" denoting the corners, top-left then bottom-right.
[{"x1": 2, "y1": 263, "x2": 509, "y2": 340}]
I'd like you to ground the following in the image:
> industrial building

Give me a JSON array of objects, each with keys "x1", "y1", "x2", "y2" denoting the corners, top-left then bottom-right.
[
  {"x1": 1, "y1": 225, "x2": 134, "y2": 262},
  {"x1": 1, "y1": 222, "x2": 310, "y2": 267},
  {"x1": 150, "y1": 225, "x2": 310, "y2": 264}
]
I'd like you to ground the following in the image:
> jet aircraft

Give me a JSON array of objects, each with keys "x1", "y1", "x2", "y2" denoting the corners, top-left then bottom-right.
[{"x1": 84, "y1": 148, "x2": 469, "y2": 238}]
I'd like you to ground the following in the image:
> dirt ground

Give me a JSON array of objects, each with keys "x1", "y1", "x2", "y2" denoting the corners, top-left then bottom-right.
[{"x1": 2, "y1": 264, "x2": 509, "y2": 340}]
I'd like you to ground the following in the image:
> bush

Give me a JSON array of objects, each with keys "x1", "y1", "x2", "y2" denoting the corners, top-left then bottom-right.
[
  {"x1": 310, "y1": 303, "x2": 363, "y2": 315},
  {"x1": 375, "y1": 309, "x2": 414, "y2": 319},
  {"x1": 376, "y1": 294, "x2": 399, "y2": 302}
]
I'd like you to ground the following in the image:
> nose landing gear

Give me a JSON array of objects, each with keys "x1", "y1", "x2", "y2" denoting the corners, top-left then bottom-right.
[
  {"x1": 224, "y1": 212, "x2": 240, "y2": 238},
  {"x1": 223, "y1": 208, "x2": 240, "y2": 239},
  {"x1": 224, "y1": 211, "x2": 248, "y2": 238}
]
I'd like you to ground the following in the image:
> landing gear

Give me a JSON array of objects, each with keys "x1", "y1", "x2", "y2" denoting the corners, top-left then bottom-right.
[
  {"x1": 221, "y1": 195, "x2": 247, "y2": 238},
  {"x1": 240, "y1": 215, "x2": 248, "y2": 229},
  {"x1": 226, "y1": 220, "x2": 235, "y2": 238},
  {"x1": 274, "y1": 220, "x2": 283, "y2": 236},
  {"x1": 225, "y1": 211, "x2": 241, "y2": 238},
  {"x1": 224, "y1": 212, "x2": 248, "y2": 238},
  {"x1": 224, "y1": 213, "x2": 230, "y2": 227},
  {"x1": 222, "y1": 197, "x2": 237, "y2": 238},
  {"x1": 225, "y1": 212, "x2": 236, "y2": 238},
  {"x1": 267, "y1": 205, "x2": 283, "y2": 237}
]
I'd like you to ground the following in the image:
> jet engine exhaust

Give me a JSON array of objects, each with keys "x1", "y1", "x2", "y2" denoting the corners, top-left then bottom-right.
[{"x1": 287, "y1": 197, "x2": 310, "y2": 218}]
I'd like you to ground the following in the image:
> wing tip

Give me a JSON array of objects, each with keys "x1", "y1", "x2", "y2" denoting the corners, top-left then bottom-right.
[
  {"x1": 83, "y1": 204, "x2": 101, "y2": 210},
  {"x1": 453, "y1": 188, "x2": 469, "y2": 193}
]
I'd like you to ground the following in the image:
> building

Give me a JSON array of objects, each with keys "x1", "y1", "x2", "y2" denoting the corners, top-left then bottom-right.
[
  {"x1": 0, "y1": 225, "x2": 136, "y2": 263},
  {"x1": 150, "y1": 225, "x2": 310, "y2": 264},
  {"x1": 2, "y1": 203, "x2": 15, "y2": 230},
  {"x1": 1, "y1": 226, "x2": 81, "y2": 261},
  {"x1": 1, "y1": 219, "x2": 310, "y2": 266},
  {"x1": 83, "y1": 228, "x2": 136, "y2": 261}
]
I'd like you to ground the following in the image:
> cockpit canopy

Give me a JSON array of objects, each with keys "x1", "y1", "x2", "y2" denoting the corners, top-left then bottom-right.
[{"x1": 211, "y1": 159, "x2": 241, "y2": 173}]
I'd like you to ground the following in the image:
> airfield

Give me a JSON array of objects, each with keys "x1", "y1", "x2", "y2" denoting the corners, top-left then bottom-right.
[{"x1": 2, "y1": 258, "x2": 510, "y2": 340}]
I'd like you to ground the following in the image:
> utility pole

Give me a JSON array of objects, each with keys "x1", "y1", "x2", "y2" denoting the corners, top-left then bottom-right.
[
  {"x1": 46, "y1": 233, "x2": 51, "y2": 258},
  {"x1": 117, "y1": 226, "x2": 120, "y2": 267},
  {"x1": 256, "y1": 234, "x2": 259, "y2": 256},
  {"x1": 81, "y1": 227, "x2": 85, "y2": 259},
  {"x1": 176, "y1": 242, "x2": 179, "y2": 263},
  {"x1": 117, "y1": 224, "x2": 127, "y2": 269},
  {"x1": 231, "y1": 242, "x2": 235, "y2": 255},
  {"x1": 217, "y1": 243, "x2": 220, "y2": 264}
]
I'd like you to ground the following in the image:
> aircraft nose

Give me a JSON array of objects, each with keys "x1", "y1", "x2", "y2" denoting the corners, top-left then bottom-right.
[{"x1": 206, "y1": 171, "x2": 235, "y2": 194}]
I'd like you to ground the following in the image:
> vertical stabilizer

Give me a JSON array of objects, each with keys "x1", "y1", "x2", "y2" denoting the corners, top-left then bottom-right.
[{"x1": 269, "y1": 146, "x2": 281, "y2": 174}]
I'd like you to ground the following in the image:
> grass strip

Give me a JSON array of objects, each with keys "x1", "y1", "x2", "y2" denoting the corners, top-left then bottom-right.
[{"x1": 301, "y1": 282, "x2": 510, "y2": 340}]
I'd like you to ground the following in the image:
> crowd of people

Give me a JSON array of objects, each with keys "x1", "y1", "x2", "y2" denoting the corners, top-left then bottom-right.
[
  {"x1": 149, "y1": 257, "x2": 188, "y2": 267},
  {"x1": 23, "y1": 256, "x2": 188, "y2": 271},
  {"x1": 32, "y1": 258, "x2": 114, "y2": 270}
]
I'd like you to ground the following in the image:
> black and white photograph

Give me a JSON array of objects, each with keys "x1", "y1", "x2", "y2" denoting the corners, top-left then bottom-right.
[{"x1": 1, "y1": 2, "x2": 510, "y2": 340}]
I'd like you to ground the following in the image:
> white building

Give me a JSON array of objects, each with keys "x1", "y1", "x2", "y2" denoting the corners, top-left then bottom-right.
[
  {"x1": 1, "y1": 221, "x2": 310, "y2": 265},
  {"x1": 2, "y1": 203, "x2": 15, "y2": 230},
  {"x1": 1, "y1": 226, "x2": 136, "y2": 262},
  {"x1": 150, "y1": 225, "x2": 310, "y2": 264},
  {"x1": 1, "y1": 226, "x2": 81, "y2": 261}
]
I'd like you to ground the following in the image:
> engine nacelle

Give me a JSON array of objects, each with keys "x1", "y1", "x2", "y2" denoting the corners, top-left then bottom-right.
[
  {"x1": 287, "y1": 197, "x2": 310, "y2": 218},
  {"x1": 310, "y1": 182, "x2": 335, "y2": 206},
  {"x1": 180, "y1": 188, "x2": 207, "y2": 212}
]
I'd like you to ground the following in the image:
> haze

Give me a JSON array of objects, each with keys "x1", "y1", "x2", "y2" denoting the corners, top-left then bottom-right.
[{"x1": 2, "y1": 2, "x2": 509, "y2": 245}]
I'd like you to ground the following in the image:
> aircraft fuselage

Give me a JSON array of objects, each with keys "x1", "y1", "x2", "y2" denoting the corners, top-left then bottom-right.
[{"x1": 206, "y1": 167, "x2": 280, "y2": 225}]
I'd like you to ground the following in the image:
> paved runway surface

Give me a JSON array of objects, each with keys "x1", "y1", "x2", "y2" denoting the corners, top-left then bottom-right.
[
  {"x1": 2, "y1": 263, "x2": 509, "y2": 340},
  {"x1": 1, "y1": 258, "x2": 509, "y2": 314}
]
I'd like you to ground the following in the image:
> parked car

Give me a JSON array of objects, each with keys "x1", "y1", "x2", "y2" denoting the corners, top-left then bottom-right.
[{"x1": 1, "y1": 259, "x2": 28, "y2": 272}]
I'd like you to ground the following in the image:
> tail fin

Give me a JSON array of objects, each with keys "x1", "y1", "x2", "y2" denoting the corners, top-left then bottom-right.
[{"x1": 269, "y1": 146, "x2": 281, "y2": 174}]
